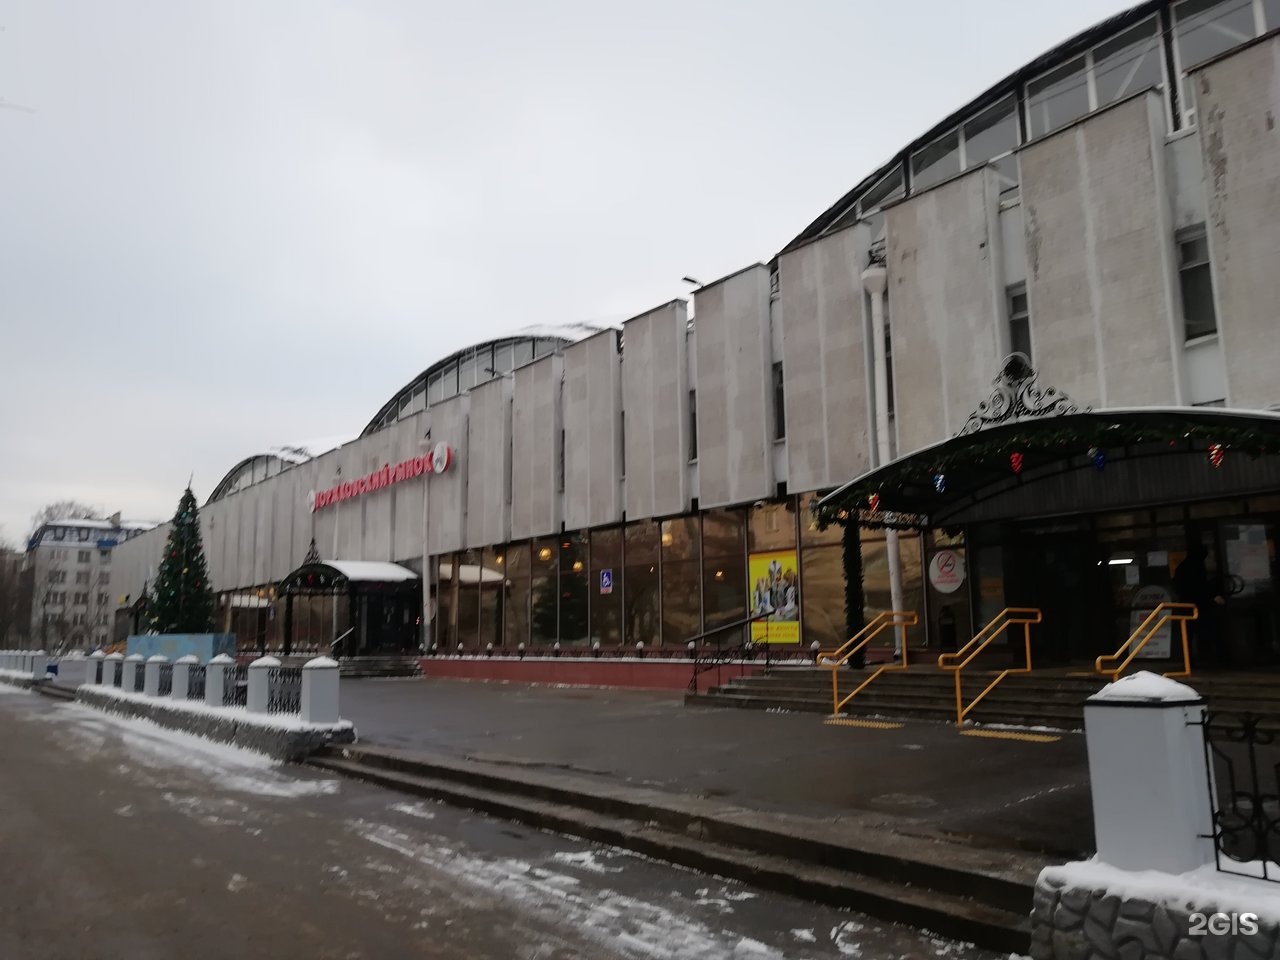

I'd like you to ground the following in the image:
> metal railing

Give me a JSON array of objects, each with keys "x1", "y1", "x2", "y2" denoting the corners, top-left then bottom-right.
[
  {"x1": 687, "y1": 613, "x2": 774, "y2": 693},
  {"x1": 223, "y1": 665, "x2": 248, "y2": 707},
  {"x1": 1196, "y1": 709, "x2": 1280, "y2": 883},
  {"x1": 816, "y1": 611, "x2": 918, "y2": 716},
  {"x1": 937, "y1": 607, "x2": 1042, "y2": 727},
  {"x1": 157, "y1": 663, "x2": 173, "y2": 697},
  {"x1": 1095, "y1": 602, "x2": 1199, "y2": 680},
  {"x1": 187, "y1": 665, "x2": 206, "y2": 701},
  {"x1": 330, "y1": 627, "x2": 355, "y2": 659},
  {"x1": 266, "y1": 666, "x2": 303, "y2": 714},
  {"x1": 111, "y1": 662, "x2": 123, "y2": 688}
]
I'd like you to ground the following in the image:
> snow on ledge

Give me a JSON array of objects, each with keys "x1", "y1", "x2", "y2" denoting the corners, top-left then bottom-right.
[
  {"x1": 1044, "y1": 858, "x2": 1280, "y2": 923},
  {"x1": 0, "y1": 668, "x2": 37, "y2": 682},
  {"x1": 1088, "y1": 670, "x2": 1200, "y2": 703},
  {"x1": 82, "y1": 684, "x2": 353, "y2": 733}
]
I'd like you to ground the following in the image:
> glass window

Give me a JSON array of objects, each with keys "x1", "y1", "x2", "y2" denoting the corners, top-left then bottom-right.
[
  {"x1": 1175, "y1": 0, "x2": 1257, "y2": 72},
  {"x1": 503, "y1": 542, "x2": 531, "y2": 648},
  {"x1": 559, "y1": 533, "x2": 589, "y2": 644},
  {"x1": 1178, "y1": 226, "x2": 1218, "y2": 340},
  {"x1": 772, "y1": 362, "x2": 786, "y2": 440},
  {"x1": 1268, "y1": 0, "x2": 1280, "y2": 30},
  {"x1": 1094, "y1": 18, "x2": 1163, "y2": 107},
  {"x1": 799, "y1": 544, "x2": 845, "y2": 648},
  {"x1": 702, "y1": 509, "x2": 747, "y2": 634},
  {"x1": 589, "y1": 527, "x2": 623, "y2": 646},
  {"x1": 799, "y1": 493, "x2": 843, "y2": 546},
  {"x1": 512, "y1": 340, "x2": 534, "y2": 368},
  {"x1": 493, "y1": 343, "x2": 514, "y2": 374},
  {"x1": 530, "y1": 537, "x2": 558, "y2": 643},
  {"x1": 749, "y1": 499, "x2": 798, "y2": 553},
  {"x1": 453, "y1": 549, "x2": 482, "y2": 648},
  {"x1": 623, "y1": 522, "x2": 660, "y2": 646},
  {"x1": 1027, "y1": 56, "x2": 1090, "y2": 138},
  {"x1": 457, "y1": 356, "x2": 477, "y2": 392},
  {"x1": 962, "y1": 97, "x2": 1018, "y2": 168},
  {"x1": 1008, "y1": 283, "x2": 1031, "y2": 359},
  {"x1": 688, "y1": 390, "x2": 698, "y2": 462},
  {"x1": 860, "y1": 167, "x2": 905, "y2": 215},
  {"x1": 660, "y1": 517, "x2": 701, "y2": 647},
  {"x1": 479, "y1": 546, "x2": 504, "y2": 648},
  {"x1": 910, "y1": 129, "x2": 961, "y2": 191},
  {"x1": 428, "y1": 372, "x2": 445, "y2": 405}
]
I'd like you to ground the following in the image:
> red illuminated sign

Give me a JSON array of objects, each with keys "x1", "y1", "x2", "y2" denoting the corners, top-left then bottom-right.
[{"x1": 309, "y1": 441, "x2": 453, "y2": 513}]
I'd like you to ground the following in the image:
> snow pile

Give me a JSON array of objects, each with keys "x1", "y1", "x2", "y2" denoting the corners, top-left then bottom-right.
[
  {"x1": 1088, "y1": 671, "x2": 1200, "y2": 703},
  {"x1": 0, "y1": 668, "x2": 36, "y2": 682},
  {"x1": 83, "y1": 683, "x2": 353, "y2": 733},
  {"x1": 1043, "y1": 858, "x2": 1280, "y2": 922}
]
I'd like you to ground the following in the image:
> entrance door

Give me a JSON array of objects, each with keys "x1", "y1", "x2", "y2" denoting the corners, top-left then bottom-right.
[{"x1": 1004, "y1": 531, "x2": 1107, "y2": 664}]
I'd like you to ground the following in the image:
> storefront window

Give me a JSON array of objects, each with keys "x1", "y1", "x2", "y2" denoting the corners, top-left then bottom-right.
[
  {"x1": 503, "y1": 542, "x2": 530, "y2": 648},
  {"x1": 590, "y1": 527, "x2": 623, "y2": 646},
  {"x1": 559, "y1": 532, "x2": 589, "y2": 644},
  {"x1": 749, "y1": 499, "x2": 798, "y2": 551},
  {"x1": 799, "y1": 493, "x2": 842, "y2": 546},
  {"x1": 748, "y1": 498, "x2": 800, "y2": 646},
  {"x1": 800, "y1": 543, "x2": 845, "y2": 648},
  {"x1": 702, "y1": 509, "x2": 747, "y2": 634},
  {"x1": 530, "y1": 537, "x2": 558, "y2": 644},
  {"x1": 480, "y1": 546, "x2": 504, "y2": 648},
  {"x1": 454, "y1": 549, "x2": 482, "y2": 648},
  {"x1": 661, "y1": 516, "x2": 701, "y2": 647},
  {"x1": 436, "y1": 555, "x2": 459, "y2": 649},
  {"x1": 624, "y1": 522, "x2": 660, "y2": 647}
]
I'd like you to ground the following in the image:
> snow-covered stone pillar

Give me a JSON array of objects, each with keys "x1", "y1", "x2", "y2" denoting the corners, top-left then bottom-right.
[
  {"x1": 1084, "y1": 671, "x2": 1214, "y2": 874},
  {"x1": 247, "y1": 656, "x2": 278, "y2": 714},
  {"x1": 143, "y1": 655, "x2": 167, "y2": 697},
  {"x1": 124, "y1": 653, "x2": 145, "y2": 693},
  {"x1": 301, "y1": 656, "x2": 340, "y2": 724},
  {"x1": 172, "y1": 654, "x2": 197, "y2": 699},
  {"x1": 88, "y1": 650, "x2": 105, "y2": 685},
  {"x1": 104, "y1": 651, "x2": 124, "y2": 686},
  {"x1": 206, "y1": 654, "x2": 234, "y2": 707},
  {"x1": 30, "y1": 651, "x2": 48, "y2": 681}
]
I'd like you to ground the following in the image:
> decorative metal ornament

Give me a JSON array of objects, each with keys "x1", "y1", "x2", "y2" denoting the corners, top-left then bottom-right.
[
  {"x1": 1209, "y1": 443, "x2": 1225, "y2": 468},
  {"x1": 1010, "y1": 451, "x2": 1024, "y2": 475},
  {"x1": 933, "y1": 472, "x2": 946, "y2": 494},
  {"x1": 957, "y1": 354, "x2": 1087, "y2": 437},
  {"x1": 868, "y1": 493, "x2": 881, "y2": 513},
  {"x1": 1089, "y1": 446, "x2": 1106, "y2": 471}
]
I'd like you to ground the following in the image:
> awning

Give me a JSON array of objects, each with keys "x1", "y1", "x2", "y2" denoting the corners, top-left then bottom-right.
[
  {"x1": 815, "y1": 406, "x2": 1280, "y2": 532},
  {"x1": 279, "y1": 560, "x2": 420, "y2": 594}
]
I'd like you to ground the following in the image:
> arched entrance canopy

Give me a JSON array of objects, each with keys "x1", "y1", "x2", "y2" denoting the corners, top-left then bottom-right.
[
  {"x1": 815, "y1": 407, "x2": 1280, "y2": 532},
  {"x1": 278, "y1": 559, "x2": 420, "y2": 657},
  {"x1": 279, "y1": 560, "x2": 419, "y2": 595}
]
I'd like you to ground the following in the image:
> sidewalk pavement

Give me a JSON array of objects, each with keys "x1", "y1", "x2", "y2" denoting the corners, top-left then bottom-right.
[{"x1": 340, "y1": 677, "x2": 1093, "y2": 860}]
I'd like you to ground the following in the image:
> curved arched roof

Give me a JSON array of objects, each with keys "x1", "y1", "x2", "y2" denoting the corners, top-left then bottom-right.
[
  {"x1": 206, "y1": 442, "x2": 343, "y2": 505},
  {"x1": 360, "y1": 321, "x2": 616, "y2": 437}
]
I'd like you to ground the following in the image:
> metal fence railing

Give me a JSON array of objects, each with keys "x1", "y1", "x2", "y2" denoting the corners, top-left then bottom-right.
[
  {"x1": 267, "y1": 666, "x2": 303, "y2": 714},
  {"x1": 223, "y1": 665, "x2": 248, "y2": 708},
  {"x1": 157, "y1": 663, "x2": 173, "y2": 697},
  {"x1": 1197, "y1": 709, "x2": 1280, "y2": 883},
  {"x1": 187, "y1": 665, "x2": 206, "y2": 701}
]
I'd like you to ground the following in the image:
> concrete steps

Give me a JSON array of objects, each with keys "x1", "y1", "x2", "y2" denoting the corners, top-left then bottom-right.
[
  {"x1": 688, "y1": 667, "x2": 1280, "y2": 728},
  {"x1": 308, "y1": 743, "x2": 1035, "y2": 953}
]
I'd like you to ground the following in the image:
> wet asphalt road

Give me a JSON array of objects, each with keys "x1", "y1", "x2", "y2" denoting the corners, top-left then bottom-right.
[
  {"x1": 340, "y1": 677, "x2": 1092, "y2": 858},
  {"x1": 0, "y1": 686, "x2": 1014, "y2": 960}
]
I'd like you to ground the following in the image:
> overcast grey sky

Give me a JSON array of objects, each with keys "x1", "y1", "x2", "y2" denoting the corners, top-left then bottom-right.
[{"x1": 0, "y1": 0, "x2": 1135, "y2": 540}]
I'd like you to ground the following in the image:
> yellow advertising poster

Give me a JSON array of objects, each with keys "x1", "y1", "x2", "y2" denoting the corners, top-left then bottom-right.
[{"x1": 748, "y1": 549, "x2": 801, "y2": 644}]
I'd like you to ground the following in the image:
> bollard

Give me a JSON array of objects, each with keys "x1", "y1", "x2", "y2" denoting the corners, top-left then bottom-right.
[
  {"x1": 172, "y1": 654, "x2": 198, "y2": 699},
  {"x1": 246, "y1": 656, "x2": 279, "y2": 714},
  {"x1": 143, "y1": 655, "x2": 167, "y2": 697},
  {"x1": 1083, "y1": 671, "x2": 1215, "y2": 874},
  {"x1": 31, "y1": 651, "x2": 49, "y2": 681},
  {"x1": 301, "y1": 656, "x2": 340, "y2": 724},
  {"x1": 88, "y1": 649, "x2": 105, "y2": 685},
  {"x1": 206, "y1": 654, "x2": 234, "y2": 707}
]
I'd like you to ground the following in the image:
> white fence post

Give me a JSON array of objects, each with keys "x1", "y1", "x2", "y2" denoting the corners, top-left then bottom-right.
[
  {"x1": 206, "y1": 654, "x2": 234, "y2": 707},
  {"x1": 172, "y1": 654, "x2": 197, "y2": 699},
  {"x1": 143, "y1": 655, "x2": 166, "y2": 697},
  {"x1": 88, "y1": 650, "x2": 105, "y2": 685},
  {"x1": 30, "y1": 650, "x2": 48, "y2": 681},
  {"x1": 1083, "y1": 671, "x2": 1215, "y2": 874},
  {"x1": 247, "y1": 656, "x2": 278, "y2": 714},
  {"x1": 124, "y1": 654, "x2": 145, "y2": 693},
  {"x1": 301, "y1": 656, "x2": 340, "y2": 724}
]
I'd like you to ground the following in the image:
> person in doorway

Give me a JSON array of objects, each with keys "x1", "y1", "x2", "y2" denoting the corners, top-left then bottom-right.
[{"x1": 1173, "y1": 546, "x2": 1228, "y2": 668}]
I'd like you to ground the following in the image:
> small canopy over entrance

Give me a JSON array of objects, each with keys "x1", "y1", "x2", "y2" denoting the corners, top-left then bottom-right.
[{"x1": 278, "y1": 556, "x2": 421, "y2": 658}]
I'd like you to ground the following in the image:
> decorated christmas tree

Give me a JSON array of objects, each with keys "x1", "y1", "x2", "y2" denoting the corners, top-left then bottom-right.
[{"x1": 147, "y1": 487, "x2": 215, "y2": 634}]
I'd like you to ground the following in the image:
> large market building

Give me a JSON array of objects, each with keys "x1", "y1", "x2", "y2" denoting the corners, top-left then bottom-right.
[{"x1": 113, "y1": 0, "x2": 1280, "y2": 675}]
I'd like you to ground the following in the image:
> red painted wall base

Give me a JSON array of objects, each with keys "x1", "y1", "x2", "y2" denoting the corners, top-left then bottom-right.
[{"x1": 419, "y1": 656, "x2": 767, "y2": 692}]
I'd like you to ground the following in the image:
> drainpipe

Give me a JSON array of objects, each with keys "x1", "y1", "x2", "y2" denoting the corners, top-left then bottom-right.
[{"x1": 861, "y1": 261, "x2": 906, "y2": 656}]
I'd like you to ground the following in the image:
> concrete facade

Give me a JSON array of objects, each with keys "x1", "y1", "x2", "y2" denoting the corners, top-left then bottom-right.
[
  {"x1": 510, "y1": 356, "x2": 562, "y2": 540},
  {"x1": 562, "y1": 330, "x2": 623, "y2": 530}
]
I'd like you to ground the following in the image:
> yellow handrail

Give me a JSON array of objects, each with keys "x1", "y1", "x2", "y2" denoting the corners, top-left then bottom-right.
[
  {"x1": 816, "y1": 611, "x2": 918, "y2": 716},
  {"x1": 1094, "y1": 602, "x2": 1199, "y2": 680},
  {"x1": 937, "y1": 607, "x2": 1042, "y2": 727}
]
